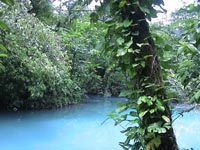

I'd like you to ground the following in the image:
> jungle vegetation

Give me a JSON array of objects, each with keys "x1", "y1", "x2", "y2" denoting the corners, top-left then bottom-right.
[{"x1": 0, "y1": 0, "x2": 199, "y2": 149}]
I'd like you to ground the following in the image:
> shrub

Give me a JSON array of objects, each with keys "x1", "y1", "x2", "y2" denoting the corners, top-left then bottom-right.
[{"x1": 0, "y1": 1, "x2": 82, "y2": 110}]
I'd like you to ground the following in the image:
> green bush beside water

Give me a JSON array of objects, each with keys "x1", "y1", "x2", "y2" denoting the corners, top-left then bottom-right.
[
  {"x1": 0, "y1": 2, "x2": 82, "y2": 110},
  {"x1": 0, "y1": 1, "x2": 126, "y2": 110}
]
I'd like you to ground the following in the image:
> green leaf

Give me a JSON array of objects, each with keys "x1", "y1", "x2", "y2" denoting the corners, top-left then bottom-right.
[
  {"x1": 123, "y1": 19, "x2": 132, "y2": 28},
  {"x1": 136, "y1": 43, "x2": 149, "y2": 48},
  {"x1": 119, "y1": 90, "x2": 133, "y2": 97},
  {"x1": 0, "y1": 53, "x2": 7, "y2": 57},
  {"x1": 146, "y1": 136, "x2": 161, "y2": 150},
  {"x1": 194, "y1": 90, "x2": 200, "y2": 100},
  {"x1": 158, "y1": 127, "x2": 166, "y2": 133},
  {"x1": 179, "y1": 41, "x2": 199, "y2": 54},
  {"x1": 141, "y1": 61, "x2": 145, "y2": 67},
  {"x1": 116, "y1": 105, "x2": 128, "y2": 113},
  {"x1": 162, "y1": 115, "x2": 170, "y2": 123},
  {"x1": 149, "y1": 109, "x2": 155, "y2": 114},
  {"x1": 117, "y1": 48, "x2": 127, "y2": 57},
  {"x1": 156, "y1": 103, "x2": 165, "y2": 112},
  {"x1": 0, "y1": 63, "x2": 5, "y2": 70},
  {"x1": 189, "y1": 4, "x2": 194, "y2": 11},
  {"x1": 0, "y1": 21, "x2": 9, "y2": 30},
  {"x1": 0, "y1": 0, "x2": 14, "y2": 5},
  {"x1": 129, "y1": 111, "x2": 137, "y2": 117},
  {"x1": 138, "y1": 96, "x2": 147, "y2": 105},
  {"x1": 0, "y1": 44, "x2": 7, "y2": 52},
  {"x1": 107, "y1": 111, "x2": 118, "y2": 119},
  {"x1": 116, "y1": 37, "x2": 124, "y2": 45},
  {"x1": 132, "y1": 1, "x2": 139, "y2": 6},
  {"x1": 119, "y1": 0, "x2": 126, "y2": 8},
  {"x1": 121, "y1": 127, "x2": 132, "y2": 133},
  {"x1": 139, "y1": 110, "x2": 148, "y2": 118},
  {"x1": 140, "y1": 6, "x2": 150, "y2": 15},
  {"x1": 191, "y1": 90, "x2": 200, "y2": 102},
  {"x1": 132, "y1": 64, "x2": 139, "y2": 68},
  {"x1": 144, "y1": 55, "x2": 153, "y2": 59},
  {"x1": 187, "y1": 44, "x2": 199, "y2": 54},
  {"x1": 131, "y1": 118, "x2": 140, "y2": 125},
  {"x1": 127, "y1": 48, "x2": 133, "y2": 52},
  {"x1": 125, "y1": 39, "x2": 133, "y2": 48}
]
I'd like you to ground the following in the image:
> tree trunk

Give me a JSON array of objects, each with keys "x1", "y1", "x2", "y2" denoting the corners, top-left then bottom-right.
[
  {"x1": 126, "y1": 4, "x2": 178, "y2": 150},
  {"x1": 121, "y1": 1, "x2": 179, "y2": 150},
  {"x1": 99, "y1": 0, "x2": 179, "y2": 149}
]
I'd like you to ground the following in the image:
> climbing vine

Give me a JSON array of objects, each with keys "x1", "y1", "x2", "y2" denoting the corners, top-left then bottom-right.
[{"x1": 93, "y1": 0, "x2": 178, "y2": 149}]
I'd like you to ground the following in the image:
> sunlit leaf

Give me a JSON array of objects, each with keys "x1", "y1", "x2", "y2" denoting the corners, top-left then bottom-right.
[
  {"x1": 139, "y1": 110, "x2": 148, "y2": 118},
  {"x1": 0, "y1": 53, "x2": 7, "y2": 57},
  {"x1": 162, "y1": 115, "x2": 170, "y2": 123},
  {"x1": 117, "y1": 48, "x2": 127, "y2": 57},
  {"x1": 132, "y1": 64, "x2": 139, "y2": 68}
]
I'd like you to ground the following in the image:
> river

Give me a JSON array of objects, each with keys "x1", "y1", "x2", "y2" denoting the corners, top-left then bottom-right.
[{"x1": 0, "y1": 96, "x2": 199, "y2": 150}]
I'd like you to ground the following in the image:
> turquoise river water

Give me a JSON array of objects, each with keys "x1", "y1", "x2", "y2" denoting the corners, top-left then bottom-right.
[{"x1": 0, "y1": 96, "x2": 199, "y2": 150}]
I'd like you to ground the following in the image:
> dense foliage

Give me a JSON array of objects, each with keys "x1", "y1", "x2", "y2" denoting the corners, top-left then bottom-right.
[
  {"x1": 60, "y1": 17, "x2": 126, "y2": 96},
  {"x1": 0, "y1": 0, "x2": 127, "y2": 110},
  {"x1": 171, "y1": 5, "x2": 200, "y2": 103},
  {"x1": 0, "y1": 0, "x2": 199, "y2": 149},
  {"x1": 152, "y1": 4, "x2": 200, "y2": 103},
  {"x1": 105, "y1": 2, "x2": 200, "y2": 150},
  {"x1": 0, "y1": 1, "x2": 82, "y2": 110},
  {"x1": 93, "y1": 0, "x2": 178, "y2": 149},
  {"x1": 0, "y1": 0, "x2": 14, "y2": 62}
]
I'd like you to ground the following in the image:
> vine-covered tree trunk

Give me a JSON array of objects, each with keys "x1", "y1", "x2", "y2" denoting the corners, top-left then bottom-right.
[
  {"x1": 99, "y1": 0, "x2": 179, "y2": 149},
  {"x1": 122, "y1": 2, "x2": 178, "y2": 150},
  {"x1": 134, "y1": 10, "x2": 178, "y2": 150},
  {"x1": 133, "y1": 5, "x2": 178, "y2": 150}
]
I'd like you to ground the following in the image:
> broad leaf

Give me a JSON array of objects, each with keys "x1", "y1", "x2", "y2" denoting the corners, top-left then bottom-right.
[{"x1": 123, "y1": 19, "x2": 132, "y2": 28}]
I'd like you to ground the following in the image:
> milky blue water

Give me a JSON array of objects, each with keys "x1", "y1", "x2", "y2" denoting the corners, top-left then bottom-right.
[
  {"x1": 0, "y1": 97, "x2": 199, "y2": 150},
  {"x1": 173, "y1": 105, "x2": 200, "y2": 150}
]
